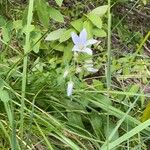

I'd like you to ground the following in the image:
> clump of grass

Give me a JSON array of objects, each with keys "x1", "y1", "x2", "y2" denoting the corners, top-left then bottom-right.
[{"x1": 0, "y1": 0, "x2": 150, "y2": 149}]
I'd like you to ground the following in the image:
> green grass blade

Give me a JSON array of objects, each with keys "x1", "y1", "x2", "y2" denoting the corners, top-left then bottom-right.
[
  {"x1": 101, "y1": 119, "x2": 150, "y2": 150},
  {"x1": 20, "y1": 0, "x2": 34, "y2": 146},
  {"x1": 35, "y1": 120, "x2": 54, "y2": 150}
]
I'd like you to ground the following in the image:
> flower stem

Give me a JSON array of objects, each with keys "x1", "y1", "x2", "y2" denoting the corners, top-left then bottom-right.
[
  {"x1": 20, "y1": 0, "x2": 34, "y2": 148},
  {"x1": 106, "y1": 0, "x2": 111, "y2": 149}
]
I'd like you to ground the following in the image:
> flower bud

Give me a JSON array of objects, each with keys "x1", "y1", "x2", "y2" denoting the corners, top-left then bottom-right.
[{"x1": 67, "y1": 81, "x2": 74, "y2": 97}]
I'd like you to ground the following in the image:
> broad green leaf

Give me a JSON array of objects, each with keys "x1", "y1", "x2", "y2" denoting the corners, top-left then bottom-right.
[
  {"x1": 68, "y1": 112, "x2": 84, "y2": 129},
  {"x1": 32, "y1": 57, "x2": 45, "y2": 72},
  {"x1": 62, "y1": 43, "x2": 73, "y2": 63},
  {"x1": 48, "y1": 7, "x2": 64, "y2": 23},
  {"x1": 36, "y1": 0, "x2": 49, "y2": 28},
  {"x1": 71, "y1": 18, "x2": 83, "y2": 32},
  {"x1": 0, "y1": 90, "x2": 10, "y2": 103},
  {"x1": 90, "y1": 5, "x2": 108, "y2": 17},
  {"x1": 2, "y1": 26, "x2": 10, "y2": 42},
  {"x1": 93, "y1": 28, "x2": 107, "y2": 37},
  {"x1": 31, "y1": 31, "x2": 42, "y2": 53},
  {"x1": 59, "y1": 28, "x2": 75, "y2": 43},
  {"x1": 50, "y1": 42, "x2": 65, "y2": 52},
  {"x1": 13, "y1": 20, "x2": 23, "y2": 30},
  {"x1": 22, "y1": 25, "x2": 35, "y2": 34},
  {"x1": 55, "y1": 0, "x2": 63, "y2": 6},
  {"x1": 83, "y1": 20, "x2": 93, "y2": 39},
  {"x1": 141, "y1": 102, "x2": 150, "y2": 122},
  {"x1": 90, "y1": 112, "x2": 102, "y2": 138},
  {"x1": 0, "y1": 15, "x2": 6, "y2": 27},
  {"x1": 88, "y1": 13, "x2": 102, "y2": 29},
  {"x1": 45, "y1": 28, "x2": 66, "y2": 41}
]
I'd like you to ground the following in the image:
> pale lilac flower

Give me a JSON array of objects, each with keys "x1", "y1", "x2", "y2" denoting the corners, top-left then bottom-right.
[
  {"x1": 71, "y1": 29, "x2": 97, "y2": 55},
  {"x1": 67, "y1": 81, "x2": 74, "y2": 97},
  {"x1": 84, "y1": 59, "x2": 98, "y2": 73}
]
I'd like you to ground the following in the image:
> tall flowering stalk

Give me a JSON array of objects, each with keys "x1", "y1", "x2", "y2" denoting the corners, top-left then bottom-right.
[{"x1": 66, "y1": 28, "x2": 98, "y2": 97}]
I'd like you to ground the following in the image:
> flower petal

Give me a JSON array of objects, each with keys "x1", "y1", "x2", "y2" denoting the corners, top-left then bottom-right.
[
  {"x1": 86, "y1": 67, "x2": 98, "y2": 73},
  {"x1": 72, "y1": 45, "x2": 82, "y2": 52},
  {"x1": 71, "y1": 32, "x2": 80, "y2": 45},
  {"x1": 67, "y1": 81, "x2": 74, "y2": 97},
  {"x1": 82, "y1": 48, "x2": 93, "y2": 55},
  {"x1": 79, "y1": 28, "x2": 87, "y2": 45},
  {"x1": 86, "y1": 39, "x2": 98, "y2": 46}
]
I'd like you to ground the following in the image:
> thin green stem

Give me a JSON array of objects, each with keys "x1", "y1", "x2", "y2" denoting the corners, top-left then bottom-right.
[
  {"x1": 107, "y1": 0, "x2": 111, "y2": 90},
  {"x1": 20, "y1": 0, "x2": 34, "y2": 147},
  {"x1": 106, "y1": 0, "x2": 111, "y2": 149},
  {"x1": 10, "y1": 101, "x2": 17, "y2": 150}
]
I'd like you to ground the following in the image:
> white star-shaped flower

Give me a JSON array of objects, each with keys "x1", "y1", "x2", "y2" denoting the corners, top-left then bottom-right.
[{"x1": 71, "y1": 28, "x2": 97, "y2": 55}]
